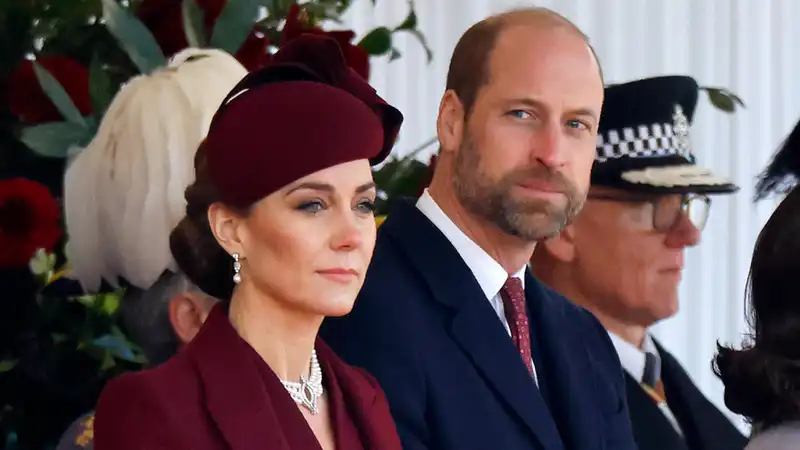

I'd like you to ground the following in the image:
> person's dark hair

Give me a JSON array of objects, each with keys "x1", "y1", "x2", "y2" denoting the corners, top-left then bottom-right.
[
  {"x1": 713, "y1": 119, "x2": 800, "y2": 428},
  {"x1": 755, "y1": 120, "x2": 800, "y2": 201},
  {"x1": 713, "y1": 187, "x2": 800, "y2": 428},
  {"x1": 445, "y1": 7, "x2": 603, "y2": 118},
  {"x1": 169, "y1": 143, "x2": 242, "y2": 302}
]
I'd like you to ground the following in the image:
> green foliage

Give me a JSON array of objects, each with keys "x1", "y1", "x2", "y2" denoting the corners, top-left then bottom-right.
[
  {"x1": 101, "y1": 0, "x2": 167, "y2": 74},
  {"x1": 210, "y1": 0, "x2": 262, "y2": 54},
  {"x1": 0, "y1": 360, "x2": 17, "y2": 373},
  {"x1": 20, "y1": 122, "x2": 92, "y2": 158},
  {"x1": 88, "y1": 53, "x2": 115, "y2": 121},
  {"x1": 182, "y1": 0, "x2": 208, "y2": 48},
  {"x1": 32, "y1": 63, "x2": 89, "y2": 128},
  {"x1": 4, "y1": 0, "x2": 432, "y2": 166},
  {"x1": 393, "y1": 2, "x2": 432, "y2": 62},
  {"x1": 700, "y1": 87, "x2": 746, "y2": 113},
  {"x1": 373, "y1": 156, "x2": 431, "y2": 215},
  {"x1": 358, "y1": 27, "x2": 393, "y2": 56},
  {"x1": 0, "y1": 259, "x2": 146, "y2": 449}
]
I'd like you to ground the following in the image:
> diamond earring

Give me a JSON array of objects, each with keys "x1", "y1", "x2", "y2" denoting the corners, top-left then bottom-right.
[{"x1": 232, "y1": 253, "x2": 241, "y2": 284}]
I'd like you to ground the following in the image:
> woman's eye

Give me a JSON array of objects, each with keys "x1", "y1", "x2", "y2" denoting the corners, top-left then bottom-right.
[
  {"x1": 297, "y1": 200, "x2": 324, "y2": 213},
  {"x1": 356, "y1": 199, "x2": 376, "y2": 214}
]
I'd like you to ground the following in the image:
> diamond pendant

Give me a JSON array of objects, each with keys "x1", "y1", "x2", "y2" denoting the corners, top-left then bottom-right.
[{"x1": 299, "y1": 376, "x2": 319, "y2": 415}]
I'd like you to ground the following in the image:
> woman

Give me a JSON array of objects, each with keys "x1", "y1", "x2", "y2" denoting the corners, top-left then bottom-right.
[
  {"x1": 714, "y1": 118, "x2": 800, "y2": 449},
  {"x1": 93, "y1": 34, "x2": 404, "y2": 450}
]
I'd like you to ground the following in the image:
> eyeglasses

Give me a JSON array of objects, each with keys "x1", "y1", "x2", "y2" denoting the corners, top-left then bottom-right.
[{"x1": 587, "y1": 193, "x2": 711, "y2": 232}]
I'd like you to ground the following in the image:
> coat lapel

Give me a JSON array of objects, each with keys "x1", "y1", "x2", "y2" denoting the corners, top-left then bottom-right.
[
  {"x1": 524, "y1": 274, "x2": 603, "y2": 450},
  {"x1": 383, "y1": 201, "x2": 563, "y2": 449},
  {"x1": 187, "y1": 304, "x2": 292, "y2": 450}
]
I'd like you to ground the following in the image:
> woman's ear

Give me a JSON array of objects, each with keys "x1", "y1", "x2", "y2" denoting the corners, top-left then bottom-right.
[{"x1": 208, "y1": 203, "x2": 244, "y2": 257}]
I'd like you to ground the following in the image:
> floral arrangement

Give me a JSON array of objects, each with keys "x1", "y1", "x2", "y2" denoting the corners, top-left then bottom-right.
[{"x1": 0, "y1": 1, "x2": 431, "y2": 447}]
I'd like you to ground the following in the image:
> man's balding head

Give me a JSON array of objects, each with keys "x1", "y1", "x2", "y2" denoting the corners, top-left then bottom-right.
[
  {"x1": 445, "y1": 7, "x2": 602, "y2": 117},
  {"x1": 431, "y1": 6, "x2": 604, "y2": 266}
]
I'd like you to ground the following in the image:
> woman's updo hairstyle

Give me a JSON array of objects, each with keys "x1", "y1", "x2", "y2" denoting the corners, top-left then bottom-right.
[
  {"x1": 169, "y1": 34, "x2": 403, "y2": 302},
  {"x1": 713, "y1": 117, "x2": 800, "y2": 429},
  {"x1": 169, "y1": 142, "x2": 233, "y2": 300}
]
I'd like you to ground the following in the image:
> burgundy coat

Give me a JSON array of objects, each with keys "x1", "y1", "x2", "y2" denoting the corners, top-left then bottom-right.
[{"x1": 94, "y1": 305, "x2": 403, "y2": 450}]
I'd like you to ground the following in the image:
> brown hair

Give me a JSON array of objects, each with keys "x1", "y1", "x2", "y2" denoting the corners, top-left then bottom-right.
[
  {"x1": 169, "y1": 143, "x2": 241, "y2": 302},
  {"x1": 445, "y1": 7, "x2": 603, "y2": 117}
]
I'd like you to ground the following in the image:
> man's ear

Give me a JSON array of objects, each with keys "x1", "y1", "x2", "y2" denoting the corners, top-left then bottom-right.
[
  {"x1": 168, "y1": 292, "x2": 216, "y2": 345},
  {"x1": 541, "y1": 224, "x2": 577, "y2": 263},
  {"x1": 436, "y1": 90, "x2": 465, "y2": 155}
]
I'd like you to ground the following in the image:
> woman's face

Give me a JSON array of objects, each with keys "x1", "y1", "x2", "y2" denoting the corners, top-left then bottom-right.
[{"x1": 215, "y1": 159, "x2": 377, "y2": 318}]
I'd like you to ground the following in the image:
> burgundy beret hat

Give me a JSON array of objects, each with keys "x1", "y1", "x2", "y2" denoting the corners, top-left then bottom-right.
[{"x1": 203, "y1": 34, "x2": 404, "y2": 209}]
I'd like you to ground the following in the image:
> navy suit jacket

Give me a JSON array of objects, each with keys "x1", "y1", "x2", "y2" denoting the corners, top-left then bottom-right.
[{"x1": 320, "y1": 201, "x2": 638, "y2": 450}]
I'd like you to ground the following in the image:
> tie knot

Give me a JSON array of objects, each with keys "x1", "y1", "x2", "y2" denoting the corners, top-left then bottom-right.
[
  {"x1": 500, "y1": 277, "x2": 526, "y2": 318},
  {"x1": 502, "y1": 277, "x2": 524, "y2": 299}
]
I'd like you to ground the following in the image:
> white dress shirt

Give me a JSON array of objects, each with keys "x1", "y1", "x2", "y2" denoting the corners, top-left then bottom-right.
[
  {"x1": 608, "y1": 332, "x2": 683, "y2": 434},
  {"x1": 416, "y1": 190, "x2": 538, "y2": 384}
]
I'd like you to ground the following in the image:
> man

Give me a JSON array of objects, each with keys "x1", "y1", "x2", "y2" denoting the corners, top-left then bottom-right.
[
  {"x1": 530, "y1": 75, "x2": 748, "y2": 450},
  {"x1": 57, "y1": 273, "x2": 218, "y2": 449},
  {"x1": 320, "y1": 7, "x2": 637, "y2": 450}
]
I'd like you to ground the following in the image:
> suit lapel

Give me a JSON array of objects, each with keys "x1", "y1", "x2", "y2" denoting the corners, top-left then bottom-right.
[
  {"x1": 187, "y1": 305, "x2": 294, "y2": 450},
  {"x1": 524, "y1": 275, "x2": 603, "y2": 449},
  {"x1": 654, "y1": 340, "x2": 747, "y2": 450},
  {"x1": 657, "y1": 346, "x2": 705, "y2": 449},
  {"x1": 383, "y1": 201, "x2": 562, "y2": 449}
]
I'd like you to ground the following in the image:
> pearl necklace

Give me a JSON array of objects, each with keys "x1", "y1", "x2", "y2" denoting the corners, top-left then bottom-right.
[{"x1": 280, "y1": 350, "x2": 323, "y2": 415}]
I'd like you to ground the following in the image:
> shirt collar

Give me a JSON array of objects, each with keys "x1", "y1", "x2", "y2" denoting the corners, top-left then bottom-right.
[
  {"x1": 608, "y1": 331, "x2": 660, "y2": 383},
  {"x1": 416, "y1": 189, "x2": 526, "y2": 300}
]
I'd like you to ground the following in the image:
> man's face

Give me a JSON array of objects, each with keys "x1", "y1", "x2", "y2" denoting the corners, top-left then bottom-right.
[
  {"x1": 452, "y1": 24, "x2": 604, "y2": 241},
  {"x1": 567, "y1": 187, "x2": 703, "y2": 327}
]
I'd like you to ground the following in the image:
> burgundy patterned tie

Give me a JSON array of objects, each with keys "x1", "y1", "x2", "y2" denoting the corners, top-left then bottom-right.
[{"x1": 499, "y1": 277, "x2": 535, "y2": 377}]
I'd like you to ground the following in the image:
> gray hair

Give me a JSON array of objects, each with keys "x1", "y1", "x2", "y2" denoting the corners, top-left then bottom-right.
[{"x1": 119, "y1": 271, "x2": 196, "y2": 366}]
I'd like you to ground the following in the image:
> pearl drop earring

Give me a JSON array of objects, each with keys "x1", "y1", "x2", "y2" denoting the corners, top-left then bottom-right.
[{"x1": 232, "y1": 252, "x2": 241, "y2": 284}]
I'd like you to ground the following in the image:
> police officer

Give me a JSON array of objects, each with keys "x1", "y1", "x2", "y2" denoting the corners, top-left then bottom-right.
[{"x1": 531, "y1": 76, "x2": 747, "y2": 450}]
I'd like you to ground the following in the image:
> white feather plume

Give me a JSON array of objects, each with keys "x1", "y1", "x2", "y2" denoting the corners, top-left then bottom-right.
[{"x1": 64, "y1": 48, "x2": 248, "y2": 292}]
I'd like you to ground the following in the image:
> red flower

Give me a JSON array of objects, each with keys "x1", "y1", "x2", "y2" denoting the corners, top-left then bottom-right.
[
  {"x1": 8, "y1": 56, "x2": 92, "y2": 126},
  {"x1": 282, "y1": 3, "x2": 370, "y2": 80},
  {"x1": 136, "y1": 0, "x2": 271, "y2": 71},
  {"x1": 235, "y1": 32, "x2": 273, "y2": 71},
  {"x1": 0, "y1": 178, "x2": 62, "y2": 270}
]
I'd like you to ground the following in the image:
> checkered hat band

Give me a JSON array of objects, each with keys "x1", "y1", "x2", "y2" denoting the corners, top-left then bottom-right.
[{"x1": 595, "y1": 122, "x2": 691, "y2": 162}]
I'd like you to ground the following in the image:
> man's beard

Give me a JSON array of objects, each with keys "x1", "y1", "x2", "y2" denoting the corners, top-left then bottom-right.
[{"x1": 452, "y1": 134, "x2": 586, "y2": 242}]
